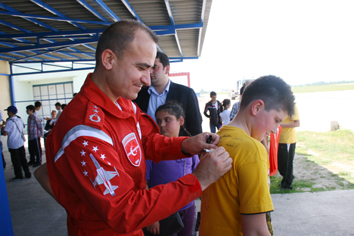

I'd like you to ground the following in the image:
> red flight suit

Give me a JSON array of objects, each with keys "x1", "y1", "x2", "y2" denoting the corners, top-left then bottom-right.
[{"x1": 46, "y1": 74, "x2": 202, "y2": 235}]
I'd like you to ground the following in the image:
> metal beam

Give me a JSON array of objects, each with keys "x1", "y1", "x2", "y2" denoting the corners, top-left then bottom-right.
[
  {"x1": 164, "y1": 0, "x2": 183, "y2": 58},
  {"x1": 120, "y1": 0, "x2": 143, "y2": 22},
  {"x1": 0, "y1": 11, "x2": 109, "y2": 26},
  {"x1": 0, "y1": 3, "x2": 58, "y2": 32},
  {"x1": 0, "y1": 38, "x2": 99, "y2": 53},
  {"x1": 91, "y1": 0, "x2": 120, "y2": 22},
  {"x1": 30, "y1": 0, "x2": 86, "y2": 30},
  {"x1": 1, "y1": 2, "x2": 97, "y2": 60},
  {"x1": 10, "y1": 61, "x2": 95, "y2": 76},
  {"x1": 0, "y1": 29, "x2": 103, "y2": 40},
  {"x1": 76, "y1": 0, "x2": 110, "y2": 23},
  {"x1": 197, "y1": 0, "x2": 206, "y2": 57},
  {"x1": 0, "y1": 19, "x2": 31, "y2": 33}
]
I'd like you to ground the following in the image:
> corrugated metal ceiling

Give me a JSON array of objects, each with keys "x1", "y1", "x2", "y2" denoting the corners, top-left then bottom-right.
[{"x1": 0, "y1": 0, "x2": 212, "y2": 63}]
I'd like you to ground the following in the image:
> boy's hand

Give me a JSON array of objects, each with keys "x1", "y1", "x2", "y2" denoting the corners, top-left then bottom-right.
[
  {"x1": 146, "y1": 221, "x2": 160, "y2": 235},
  {"x1": 181, "y1": 132, "x2": 219, "y2": 156},
  {"x1": 192, "y1": 147, "x2": 232, "y2": 191}
]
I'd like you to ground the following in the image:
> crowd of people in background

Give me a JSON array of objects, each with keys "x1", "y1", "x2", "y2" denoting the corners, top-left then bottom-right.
[{"x1": 0, "y1": 100, "x2": 68, "y2": 181}]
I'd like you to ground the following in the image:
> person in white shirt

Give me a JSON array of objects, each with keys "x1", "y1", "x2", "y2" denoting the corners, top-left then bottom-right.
[
  {"x1": 219, "y1": 99, "x2": 231, "y2": 126},
  {"x1": 1, "y1": 106, "x2": 31, "y2": 180},
  {"x1": 0, "y1": 110, "x2": 5, "y2": 169}
]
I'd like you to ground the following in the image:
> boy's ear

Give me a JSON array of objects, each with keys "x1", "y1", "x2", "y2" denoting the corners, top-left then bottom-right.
[
  {"x1": 250, "y1": 99, "x2": 265, "y2": 116},
  {"x1": 179, "y1": 116, "x2": 185, "y2": 126}
]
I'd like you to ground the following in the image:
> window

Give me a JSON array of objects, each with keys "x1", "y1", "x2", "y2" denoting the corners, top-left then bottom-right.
[{"x1": 33, "y1": 82, "x2": 73, "y2": 120}]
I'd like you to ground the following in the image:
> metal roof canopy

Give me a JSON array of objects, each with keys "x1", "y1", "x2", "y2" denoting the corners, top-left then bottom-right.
[{"x1": 0, "y1": 0, "x2": 212, "y2": 75}]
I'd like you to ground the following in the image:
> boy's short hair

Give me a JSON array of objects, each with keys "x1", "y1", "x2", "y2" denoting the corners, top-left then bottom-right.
[
  {"x1": 55, "y1": 102, "x2": 61, "y2": 107},
  {"x1": 26, "y1": 105, "x2": 35, "y2": 112},
  {"x1": 210, "y1": 91, "x2": 217, "y2": 97},
  {"x1": 240, "y1": 75, "x2": 295, "y2": 116},
  {"x1": 34, "y1": 101, "x2": 42, "y2": 108}
]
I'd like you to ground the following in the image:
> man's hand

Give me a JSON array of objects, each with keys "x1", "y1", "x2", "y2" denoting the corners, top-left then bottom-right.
[
  {"x1": 146, "y1": 221, "x2": 160, "y2": 235},
  {"x1": 192, "y1": 147, "x2": 232, "y2": 191},
  {"x1": 181, "y1": 132, "x2": 219, "y2": 156}
]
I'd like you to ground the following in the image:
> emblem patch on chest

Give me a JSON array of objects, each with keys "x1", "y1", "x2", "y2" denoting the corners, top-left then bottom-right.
[{"x1": 122, "y1": 133, "x2": 142, "y2": 167}]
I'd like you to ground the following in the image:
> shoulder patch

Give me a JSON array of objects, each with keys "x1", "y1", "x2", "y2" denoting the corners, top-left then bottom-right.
[{"x1": 84, "y1": 101, "x2": 105, "y2": 130}]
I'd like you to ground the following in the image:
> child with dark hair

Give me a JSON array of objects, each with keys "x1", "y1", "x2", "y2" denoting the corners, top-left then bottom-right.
[
  {"x1": 34, "y1": 101, "x2": 42, "y2": 117},
  {"x1": 219, "y1": 99, "x2": 231, "y2": 126},
  {"x1": 144, "y1": 101, "x2": 199, "y2": 236},
  {"x1": 203, "y1": 91, "x2": 222, "y2": 133},
  {"x1": 26, "y1": 105, "x2": 43, "y2": 167},
  {"x1": 200, "y1": 75, "x2": 295, "y2": 236}
]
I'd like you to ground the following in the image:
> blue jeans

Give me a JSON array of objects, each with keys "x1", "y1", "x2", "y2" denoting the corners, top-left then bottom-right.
[{"x1": 209, "y1": 123, "x2": 221, "y2": 133}]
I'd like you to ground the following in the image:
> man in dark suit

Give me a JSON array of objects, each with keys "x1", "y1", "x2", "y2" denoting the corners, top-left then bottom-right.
[{"x1": 134, "y1": 51, "x2": 202, "y2": 137}]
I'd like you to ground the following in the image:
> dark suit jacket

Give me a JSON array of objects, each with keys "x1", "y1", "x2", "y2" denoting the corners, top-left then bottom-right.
[{"x1": 133, "y1": 81, "x2": 202, "y2": 137}]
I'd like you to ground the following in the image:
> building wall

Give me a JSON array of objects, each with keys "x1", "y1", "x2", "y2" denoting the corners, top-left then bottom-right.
[
  {"x1": 0, "y1": 60, "x2": 10, "y2": 152},
  {"x1": 12, "y1": 70, "x2": 91, "y2": 123}
]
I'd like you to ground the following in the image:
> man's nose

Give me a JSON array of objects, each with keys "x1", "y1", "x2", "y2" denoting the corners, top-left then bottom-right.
[{"x1": 141, "y1": 72, "x2": 151, "y2": 86}]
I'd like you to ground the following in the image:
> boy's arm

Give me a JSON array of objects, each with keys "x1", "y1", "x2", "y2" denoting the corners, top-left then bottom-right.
[
  {"x1": 203, "y1": 103, "x2": 210, "y2": 118},
  {"x1": 280, "y1": 119, "x2": 300, "y2": 128},
  {"x1": 241, "y1": 213, "x2": 271, "y2": 236},
  {"x1": 34, "y1": 163, "x2": 56, "y2": 200}
]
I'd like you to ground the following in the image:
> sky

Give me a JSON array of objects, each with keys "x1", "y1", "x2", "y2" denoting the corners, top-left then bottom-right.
[{"x1": 170, "y1": 0, "x2": 354, "y2": 92}]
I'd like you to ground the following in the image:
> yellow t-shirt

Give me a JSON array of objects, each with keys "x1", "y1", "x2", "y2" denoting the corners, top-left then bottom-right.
[
  {"x1": 279, "y1": 105, "x2": 300, "y2": 144},
  {"x1": 199, "y1": 126, "x2": 274, "y2": 236}
]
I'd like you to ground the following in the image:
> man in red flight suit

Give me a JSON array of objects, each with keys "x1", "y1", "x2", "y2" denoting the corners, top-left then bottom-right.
[{"x1": 45, "y1": 20, "x2": 232, "y2": 235}]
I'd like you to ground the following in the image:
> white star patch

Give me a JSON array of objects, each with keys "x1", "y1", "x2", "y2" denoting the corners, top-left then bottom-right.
[
  {"x1": 92, "y1": 146, "x2": 99, "y2": 152},
  {"x1": 80, "y1": 150, "x2": 86, "y2": 156},
  {"x1": 83, "y1": 170, "x2": 88, "y2": 176},
  {"x1": 81, "y1": 160, "x2": 86, "y2": 166},
  {"x1": 83, "y1": 141, "x2": 88, "y2": 147},
  {"x1": 100, "y1": 154, "x2": 106, "y2": 160},
  {"x1": 108, "y1": 162, "x2": 111, "y2": 165},
  {"x1": 93, "y1": 109, "x2": 99, "y2": 113}
]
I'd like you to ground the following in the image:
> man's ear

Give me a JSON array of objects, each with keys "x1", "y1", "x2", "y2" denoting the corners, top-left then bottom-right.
[
  {"x1": 164, "y1": 65, "x2": 170, "y2": 75},
  {"x1": 250, "y1": 99, "x2": 265, "y2": 116},
  {"x1": 179, "y1": 116, "x2": 185, "y2": 126},
  {"x1": 101, "y1": 49, "x2": 115, "y2": 70}
]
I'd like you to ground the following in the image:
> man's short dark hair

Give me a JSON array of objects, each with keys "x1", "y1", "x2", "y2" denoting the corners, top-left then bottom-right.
[
  {"x1": 34, "y1": 101, "x2": 42, "y2": 108},
  {"x1": 156, "y1": 51, "x2": 170, "y2": 68},
  {"x1": 95, "y1": 19, "x2": 159, "y2": 65},
  {"x1": 26, "y1": 105, "x2": 35, "y2": 112},
  {"x1": 55, "y1": 102, "x2": 61, "y2": 107},
  {"x1": 210, "y1": 91, "x2": 217, "y2": 97},
  {"x1": 240, "y1": 75, "x2": 295, "y2": 116}
]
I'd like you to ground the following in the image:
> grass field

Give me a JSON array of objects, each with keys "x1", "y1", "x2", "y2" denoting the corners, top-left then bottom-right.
[
  {"x1": 270, "y1": 129, "x2": 354, "y2": 194},
  {"x1": 291, "y1": 83, "x2": 354, "y2": 93}
]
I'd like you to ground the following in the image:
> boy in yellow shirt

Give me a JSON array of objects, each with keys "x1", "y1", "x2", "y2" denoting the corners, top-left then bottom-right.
[{"x1": 200, "y1": 75, "x2": 295, "y2": 236}]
